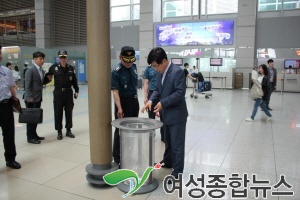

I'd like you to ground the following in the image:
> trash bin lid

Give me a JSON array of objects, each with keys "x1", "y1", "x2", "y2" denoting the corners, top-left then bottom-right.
[{"x1": 111, "y1": 117, "x2": 163, "y2": 132}]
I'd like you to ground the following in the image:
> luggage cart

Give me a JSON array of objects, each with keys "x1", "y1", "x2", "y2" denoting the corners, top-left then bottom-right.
[{"x1": 190, "y1": 78, "x2": 212, "y2": 99}]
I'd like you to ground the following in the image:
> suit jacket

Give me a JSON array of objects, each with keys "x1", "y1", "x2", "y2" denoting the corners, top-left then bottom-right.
[
  {"x1": 150, "y1": 62, "x2": 188, "y2": 125},
  {"x1": 24, "y1": 65, "x2": 46, "y2": 102},
  {"x1": 267, "y1": 67, "x2": 277, "y2": 87}
]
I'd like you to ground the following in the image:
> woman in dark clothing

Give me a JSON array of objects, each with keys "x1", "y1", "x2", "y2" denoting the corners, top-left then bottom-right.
[{"x1": 246, "y1": 64, "x2": 272, "y2": 122}]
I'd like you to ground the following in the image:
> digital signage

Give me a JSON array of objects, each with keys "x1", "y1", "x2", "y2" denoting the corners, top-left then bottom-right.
[{"x1": 155, "y1": 20, "x2": 234, "y2": 46}]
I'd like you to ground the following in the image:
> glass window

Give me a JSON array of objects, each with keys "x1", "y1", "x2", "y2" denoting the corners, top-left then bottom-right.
[
  {"x1": 283, "y1": 0, "x2": 300, "y2": 9},
  {"x1": 111, "y1": 6, "x2": 131, "y2": 21},
  {"x1": 163, "y1": 0, "x2": 192, "y2": 18},
  {"x1": 133, "y1": 4, "x2": 140, "y2": 20},
  {"x1": 133, "y1": 0, "x2": 140, "y2": 4},
  {"x1": 207, "y1": 0, "x2": 238, "y2": 14},
  {"x1": 0, "y1": 18, "x2": 4, "y2": 36},
  {"x1": 5, "y1": 17, "x2": 17, "y2": 35},
  {"x1": 192, "y1": 0, "x2": 198, "y2": 15},
  {"x1": 111, "y1": 0, "x2": 130, "y2": 7},
  {"x1": 258, "y1": 0, "x2": 283, "y2": 11}
]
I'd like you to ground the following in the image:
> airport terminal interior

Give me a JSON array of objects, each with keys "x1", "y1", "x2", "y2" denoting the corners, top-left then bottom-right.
[{"x1": 1, "y1": 0, "x2": 300, "y2": 199}]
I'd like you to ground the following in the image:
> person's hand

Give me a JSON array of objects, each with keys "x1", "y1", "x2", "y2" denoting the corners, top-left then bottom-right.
[
  {"x1": 144, "y1": 97, "x2": 148, "y2": 105},
  {"x1": 141, "y1": 101, "x2": 152, "y2": 113},
  {"x1": 153, "y1": 102, "x2": 163, "y2": 113},
  {"x1": 47, "y1": 74, "x2": 53, "y2": 81},
  {"x1": 74, "y1": 93, "x2": 78, "y2": 99},
  {"x1": 117, "y1": 108, "x2": 124, "y2": 118}
]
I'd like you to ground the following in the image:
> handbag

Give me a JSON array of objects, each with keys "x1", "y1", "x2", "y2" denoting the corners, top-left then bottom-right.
[
  {"x1": 250, "y1": 80, "x2": 263, "y2": 99},
  {"x1": 19, "y1": 105, "x2": 43, "y2": 124},
  {"x1": 10, "y1": 96, "x2": 22, "y2": 114}
]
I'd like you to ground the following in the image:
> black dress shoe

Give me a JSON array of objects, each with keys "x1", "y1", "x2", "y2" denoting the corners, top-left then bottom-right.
[
  {"x1": 57, "y1": 131, "x2": 63, "y2": 140},
  {"x1": 27, "y1": 138, "x2": 41, "y2": 144},
  {"x1": 154, "y1": 161, "x2": 172, "y2": 168},
  {"x1": 36, "y1": 136, "x2": 45, "y2": 140},
  {"x1": 66, "y1": 130, "x2": 75, "y2": 138},
  {"x1": 6, "y1": 160, "x2": 21, "y2": 169}
]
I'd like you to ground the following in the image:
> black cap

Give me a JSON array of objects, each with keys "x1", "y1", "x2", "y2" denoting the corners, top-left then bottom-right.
[
  {"x1": 58, "y1": 50, "x2": 68, "y2": 58},
  {"x1": 120, "y1": 46, "x2": 136, "y2": 63}
]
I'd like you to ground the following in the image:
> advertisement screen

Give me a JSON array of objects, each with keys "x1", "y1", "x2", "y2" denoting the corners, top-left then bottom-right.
[
  {"x1": 284, "y1": 59, "x2": 300, "y2": 69},
  {"x1": 171, "y1": 58, "x2": 183, "y2": 66},
  {"x1": 210, "y1": 58, "x2": 223, "y2": 66},
  {"x1": 155, "y1": 20, "x2": 234, "y2": 46}
]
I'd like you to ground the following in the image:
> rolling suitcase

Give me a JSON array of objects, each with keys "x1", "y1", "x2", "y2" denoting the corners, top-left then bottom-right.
[{"x1": 204, "y1": 81, "x2": 212, "y2": 91}]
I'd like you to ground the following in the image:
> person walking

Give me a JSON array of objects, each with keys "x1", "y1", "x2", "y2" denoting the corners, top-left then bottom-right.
[
  {"x1": 0, "y1": 45, "x2": 21, "y2": 169},
  {"x1": 266, "y1": 59, "x2": 277, "y2": 110},
  {"x1": 24, "y1": 51, "x2": 50, "y2": 144},
  {"x1": 111, "y1": 46, "x2": 139, "y2": 165},
  {"x1": 44, "y1": 50, "x2": 79, "y2": 140},
  {"x1": 246, "y1": 64, "x2": 272, "y2": 122},
  {"x1": 142, "y1": 47, "x2": 188, "y2": 180}
]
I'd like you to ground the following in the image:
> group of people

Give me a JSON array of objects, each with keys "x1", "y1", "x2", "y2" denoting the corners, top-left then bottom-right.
[
  {"x1": 111, "y1": 46, "x2": 188, "y2": 181},
  {"x1": 0, "y1": 47, "x2": 79, "y2": 169},
  {"x1": 246, "y1": 59, "x2": 277, "y2": 122}
]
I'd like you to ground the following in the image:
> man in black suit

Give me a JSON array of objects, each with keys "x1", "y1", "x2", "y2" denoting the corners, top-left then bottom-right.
[
  {"x1": 24, "y1": 51, "x2": 52, "y2": 144},
  {"x1": 266, "y1": 59, "x2": 277, "y2": 110},
  {"x1": 142, "y1": 47, "x2": 188, "y2": 179}
]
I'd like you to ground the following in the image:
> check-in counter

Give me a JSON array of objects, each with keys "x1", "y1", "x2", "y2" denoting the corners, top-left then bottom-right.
[{"x1": 281, "y1": 74, "x2": 300, "y2": 92}]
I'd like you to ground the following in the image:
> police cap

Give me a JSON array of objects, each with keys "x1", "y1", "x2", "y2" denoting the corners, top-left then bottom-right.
[
  {"x1": 120, "y1": 46, "x2": 136, "y2": 63},
  {"x1": 58, "y1": 50, "x2": 68, "y2": 58}
]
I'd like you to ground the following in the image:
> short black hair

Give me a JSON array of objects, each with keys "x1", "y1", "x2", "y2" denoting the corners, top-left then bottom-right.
[
  {"x1": 259, "y1": 64, "x2": 268, "y2": 76},
  {"x1": 184, "y1": 63, "x2": 189, "y2": 67},
  {"x1": 33, "y1": 51, "x2": 45, "y2": 59},
  {"x1": 147, "y1": 47, "x2": 168, "y2": 65},
  {"x1": 6, "y1": 62, "x2": 11, "y2": 67},
  {"x1": 289, "y1": 65, "x2": 292, "y2": 69},
  {"x1": 267, "y1": 59, "x2": 273, "y2": 64}
]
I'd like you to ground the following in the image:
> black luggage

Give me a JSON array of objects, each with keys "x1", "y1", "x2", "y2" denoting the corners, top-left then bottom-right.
[{"x1": 204, "y1": 81, "x2": 212, "y2": 91}]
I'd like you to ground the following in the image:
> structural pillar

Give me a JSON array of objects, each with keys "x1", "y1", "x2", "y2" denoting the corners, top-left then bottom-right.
[{"x1": 86, "y1": 0, "x2": 118, "y2": 185}]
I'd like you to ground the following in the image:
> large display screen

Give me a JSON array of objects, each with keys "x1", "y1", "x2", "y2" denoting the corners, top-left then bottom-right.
[
  {"x1": 155, "y1": 20, "x2": 234, "y2": 46},
  {"x1": 284, "y1": 59, "x2": 300, "y2": 69},
  {"x1": 210, "y1": 58, "x2": 223, "y2": 66}
]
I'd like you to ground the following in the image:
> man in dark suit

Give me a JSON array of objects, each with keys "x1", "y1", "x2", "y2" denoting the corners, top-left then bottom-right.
[
  {"x1": 24, "y1": 51, "x2": 52, "y2": 144},
  {"x1": 142, "y1": 47, "x2": 188, "y2": 179},
  {"x1": 266, "y1": 59, "x2": 277, "y2": 111}
]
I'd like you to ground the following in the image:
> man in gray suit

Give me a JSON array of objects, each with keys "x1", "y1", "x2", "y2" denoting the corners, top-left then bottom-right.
[
  {"x1": 24, "y1": 51, "x2": 51, "y2": 144},
  {"x1": 142, "y1": 47, "x2": 188, "y2": 180},
  {"x1": 266, "y1": 59, "x2": 277, "y2": 111}
]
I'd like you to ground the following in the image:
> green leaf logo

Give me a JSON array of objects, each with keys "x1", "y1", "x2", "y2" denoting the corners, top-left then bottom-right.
[{"x1": 103, "y1": 163, "x2": 162, "y2": 198}]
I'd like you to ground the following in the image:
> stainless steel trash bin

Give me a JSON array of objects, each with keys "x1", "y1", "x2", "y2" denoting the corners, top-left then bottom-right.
[{"x1": 111, "y1": 117, "x2": 163, "y2": 194}]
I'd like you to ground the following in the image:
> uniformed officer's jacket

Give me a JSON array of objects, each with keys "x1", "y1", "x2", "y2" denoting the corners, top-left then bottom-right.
[
  {"x1": 45, "y1": 63, "x2": 79, "y2": 93},
  {"x1": 111, "y1": 63, "x2": 138, "y2": 96}
]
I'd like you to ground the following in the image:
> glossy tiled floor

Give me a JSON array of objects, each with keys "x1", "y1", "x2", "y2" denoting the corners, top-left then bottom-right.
[{"x1": 1, "y1": 85, "x2": 299, "y2": 200}]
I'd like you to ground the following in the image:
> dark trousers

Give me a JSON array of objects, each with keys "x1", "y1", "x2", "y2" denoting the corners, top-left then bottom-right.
[
  {"x1": 0, "y1": 101, "x2": 17, "y2": 162},
  {"x1": 53, "y1": 90, "x2": 74, "y2": 131},
  {"x1": 266, "y1": 82, "x2": 275, "y2": 106},
  {"x1": 25, "y1": 101, "x2": 41, "y2": 140},
  {"x1": 147, "y1": 90, "x2": 164, "y2": 140},
  {"x1": 163, "y1": 120, "x2": 186, "y2": 176},
  {"x1": 113, "y1": 97, "x2": 139, "y2": 164}
]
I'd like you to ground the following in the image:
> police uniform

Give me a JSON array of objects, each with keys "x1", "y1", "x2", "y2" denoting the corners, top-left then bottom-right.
[
  {"x1": 143, "y1": 66, "x2": 165, "y2": 142},
  {"x1": 111, "y1": 46, "x2": 139, "y2": 164},
  {"x1": 0, "y1": 47, "x2": 21, "y2": 169},
  {"x1": 47, "y1": 51, "x2": 79, "y2": 138}
]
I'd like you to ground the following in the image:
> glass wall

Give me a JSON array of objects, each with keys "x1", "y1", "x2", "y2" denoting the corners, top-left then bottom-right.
[
  {"x1": 110, "y1": 0, "x2": 140, "y2": 22},
  {"x1": 163, "y1": 0, "x2": 238, "y2": 18},
  {"x1": 0, "y1": 14, "x2": 35, "y2": 36},
  {"x1": 258, "y1": 0, "x2": 300, "y2": 11}
]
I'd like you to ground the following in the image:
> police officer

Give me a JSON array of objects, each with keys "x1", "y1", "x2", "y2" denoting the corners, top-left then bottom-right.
[
  {"x1": 143, "y1": 65, "x2": 164, "y2": 142},
  {"x1": 111, "y1": 46, "x2": 139, "y2": 165},
  {"x1": 45, "y1": 50, "x2": 79, "y2": 140},
  {"x1": 0, "y1": 45, "x2": 21, "y2": 169}
]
